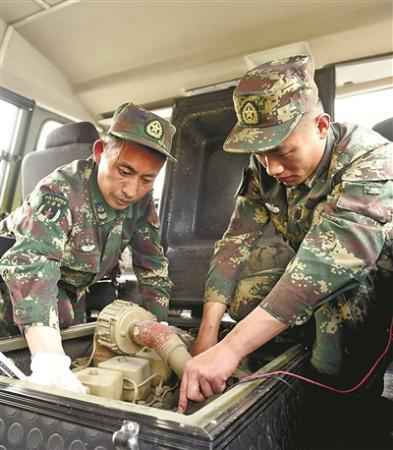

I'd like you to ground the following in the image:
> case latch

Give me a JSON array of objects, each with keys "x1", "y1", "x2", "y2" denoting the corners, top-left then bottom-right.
[{"x1": 113, "y1": 420, "x2": 140, "y2": 450}]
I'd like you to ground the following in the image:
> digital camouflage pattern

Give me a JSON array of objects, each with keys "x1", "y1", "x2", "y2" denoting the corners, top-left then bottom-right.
[
  {"x1": 206, "y1": 123, "x2": 393, "y2": 377},
  {"x1": 227, "y1": 237, "x2": 295, "y2": 321},
  {"x1": 109, "y1": 102, "x2": 177, "y2": 162},
  {"x1": 0, "y1": 158, "x2": 172, "y2": 331},
  {"x1": 224, "y1": 55, "x2": 318, "y2": 154}
]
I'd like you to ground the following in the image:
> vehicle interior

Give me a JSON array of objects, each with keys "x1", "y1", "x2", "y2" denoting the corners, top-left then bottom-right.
[{"x1": 0, "y1": 1, "x2": 392, "y2": 449}]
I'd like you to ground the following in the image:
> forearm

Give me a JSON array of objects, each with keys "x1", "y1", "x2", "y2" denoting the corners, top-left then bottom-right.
[
  {"x1": 259, "y1": 210, "x2": 386, "y2": 326},
  {"x1": 199, "y1": 302, "x2": 226, "y2": 337},
  {"x1": 131, "y1": 235, "x2": 172, "y2": 321},
  {"x1": 25, "y1": 325, "x2": 64, "y2": 354},
  {"x1": 219, "y1": 307, "x2": 287, "y2": 361},
  {"x1": 192, "y1": 302, "x2": 226, "y2": 355}
]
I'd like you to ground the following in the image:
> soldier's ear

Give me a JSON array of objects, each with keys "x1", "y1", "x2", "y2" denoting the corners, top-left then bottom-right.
[
  {"x1": 316, "y1": 114, "x2": 330, "y2": 139},
  {"x1": 93, "y1": 139, "x2": 105, "y2": 163}
]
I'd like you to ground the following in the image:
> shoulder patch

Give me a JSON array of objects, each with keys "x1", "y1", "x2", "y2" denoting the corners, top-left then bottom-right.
[{"x1": 32, "y1": 192, "x2": 68, "y2": 224}]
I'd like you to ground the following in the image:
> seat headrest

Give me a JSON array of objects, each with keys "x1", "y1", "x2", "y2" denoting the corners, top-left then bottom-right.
[
  {"x1": 46, "y1": 121, "x2": 99, "y2": 148},
  {"x1": 372, "y1": 117, "x2": 393, "y2": 142}
]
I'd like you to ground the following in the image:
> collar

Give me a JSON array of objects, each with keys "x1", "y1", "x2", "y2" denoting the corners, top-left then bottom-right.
[{"x1": 89, "y1": 166, "x2": 127, "y2": 225}]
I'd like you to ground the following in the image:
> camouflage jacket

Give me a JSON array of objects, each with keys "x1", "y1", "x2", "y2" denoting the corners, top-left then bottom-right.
[
  {"x1": 0, "y1": 158, "x2": 172, "y2": 327},
  {"x1": 205, "y1": 123, "x2": 393, "y2": 326}
]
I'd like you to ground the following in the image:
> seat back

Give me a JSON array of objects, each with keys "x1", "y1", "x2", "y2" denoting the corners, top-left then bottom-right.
[
  {"x1": 160, "y1": 87, "x2": 248, "y2": 310},
  {"x1": 372, "y1": 117, "x2": 393, "y2": 141},
  {"x1": 21, "y1": 121, "x2": 99, "y2": 198}
]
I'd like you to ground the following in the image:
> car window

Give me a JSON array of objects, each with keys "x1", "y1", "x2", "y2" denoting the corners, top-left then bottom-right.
[
  {"x1": 0, "y1": 99, "x2": 23, "y2": 213},
  {"x1": 151, "y1": 107, "x2": 173, "y2": 213},
  {"x1": 335, "y1": 87, "x2": 393, "y2": 129}
]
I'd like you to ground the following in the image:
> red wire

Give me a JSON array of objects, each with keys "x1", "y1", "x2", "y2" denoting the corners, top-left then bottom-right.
[{"x1": 240, "y1": 318, "x2": 393, "y2": 394}]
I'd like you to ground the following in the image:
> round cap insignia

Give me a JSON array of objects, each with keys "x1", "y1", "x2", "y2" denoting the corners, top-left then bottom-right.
[
  {"x1": 146, "y1": 120, "x2": 163, "y2": 140},
  {"x1": 241, "y1": 102, "x2": 259, "y2": 125}
]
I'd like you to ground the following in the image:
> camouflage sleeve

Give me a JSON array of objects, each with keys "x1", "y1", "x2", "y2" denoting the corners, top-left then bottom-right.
[
  {"x1": 204, "y1": 165, "x2": 270, "y2": 305},
  {"x1": 0, "y1": 187, "x2": 71, "y2": 329},
  {"x1": 260, "y1": 173, "x2": 393, "y2": 326},
  {"x1": 130, "y1": 198, "x2": 172, "y2": 321}
]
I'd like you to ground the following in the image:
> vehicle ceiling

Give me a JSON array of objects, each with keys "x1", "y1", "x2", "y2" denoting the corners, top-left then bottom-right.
[{"x1": 0, "y1": 0, "x2": 392, "y2": 120}]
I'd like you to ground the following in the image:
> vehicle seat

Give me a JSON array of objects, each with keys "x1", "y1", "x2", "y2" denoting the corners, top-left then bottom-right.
[
  {"x1": 372, "y1": 117, "x2": 393, "y2": 141},
  {"x1": 21, "y1": 121, "x2": 99, "y2": 198}
]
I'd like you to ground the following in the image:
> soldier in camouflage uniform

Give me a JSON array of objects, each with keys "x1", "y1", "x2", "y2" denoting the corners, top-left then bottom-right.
[
  {"x1": 179, "y1": 55, "x2": 393, "y2": 422},
  {"x1": 0, "y1": 102, "x2": 176, "y2": 392}
]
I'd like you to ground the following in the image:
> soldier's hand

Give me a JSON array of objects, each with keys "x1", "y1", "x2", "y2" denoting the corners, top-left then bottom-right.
[
  {"x1": 29, "y1": 352, "x2": 87, "y2": 394},
  {"x1": 177, "y1": 342, "x2": 240, "y2": 413}
]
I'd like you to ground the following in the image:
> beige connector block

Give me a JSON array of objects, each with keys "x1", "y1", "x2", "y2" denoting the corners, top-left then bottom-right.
[
  {"x1": 76, "y1": 367, "x2": 123, "y2": 400},
  {"x1": 136, "y1": 348, "x2": 171, "y2": 386},
  {"x1": 98, "y1": 356, "x2": 152, "y2": 402}
]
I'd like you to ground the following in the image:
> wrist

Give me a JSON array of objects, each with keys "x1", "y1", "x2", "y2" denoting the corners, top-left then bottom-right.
[
  {"x1": 220, "y1": 308, "x2": 287, "y2": 360},
  {"x1": 31, "y1": 352, "x2": 71, "y2": 372},
  {"x1": 215, "y1": 340, "x2": 242, "y2": 367}
]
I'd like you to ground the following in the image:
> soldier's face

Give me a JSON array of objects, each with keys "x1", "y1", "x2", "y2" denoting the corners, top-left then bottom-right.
[
  {"x1": 255, "y1": 114, "x2": 330, "y2": 186},
  {"x1": 94, "y1": 140, "x2": 165, "y2": 209}
]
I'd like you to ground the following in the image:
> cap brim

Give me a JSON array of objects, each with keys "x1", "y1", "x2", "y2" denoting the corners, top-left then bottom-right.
[
  {"x1": 223, "y1": 115, "x2": 302, "y2": 154},
  {"x1": 109, "y1": 131, "x2": 177, "y2": 162}
]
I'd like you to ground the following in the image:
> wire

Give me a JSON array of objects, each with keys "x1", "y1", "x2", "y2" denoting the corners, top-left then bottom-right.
[
  {"x1": 236, "y1": 318, "x2": 393, "y2": 395},
  {"x1": 124, "y1": 377, "x2": 139, "y2": 403},
  {"x1": 71, "y1": 330, "x2": 97, "y2": 373},
  {"x1": 124, "y1": 373, "x2": 164, "y2": 404}
]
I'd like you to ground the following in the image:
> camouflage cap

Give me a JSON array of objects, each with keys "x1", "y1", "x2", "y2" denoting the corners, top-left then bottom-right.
[
  {"x1": 108, "y1": 102, "x2": 177, "y2": 162},
  {"x1": 223, "y1": 55, "x2": 319, "y2": 154}
]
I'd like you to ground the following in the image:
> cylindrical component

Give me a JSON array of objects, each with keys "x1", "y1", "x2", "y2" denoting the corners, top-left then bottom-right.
[
  {"x1": 131, "y1": 321, "x2": 191, "y2": 377},
  {"x1": 96, "y1": 300, "x2": 156, "y2": 354}
]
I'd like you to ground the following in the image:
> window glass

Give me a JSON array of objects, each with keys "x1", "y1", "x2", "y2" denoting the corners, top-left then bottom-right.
[
  {"x1": 150, "y1": 107, "x2": 173, "y2": 212},
  {"x1": 0, "y1": 99, "x2": 22, "y2": 211},
  {"x1": 153, "y1": 161, "x2": 167, "y2": 211},
  {"x1": 0, "y1": 99, "x2": 19, "y2": 151},
  {"x1": 152, "y1": 106, "x2": 173, "y2": 121},
  {"x1": 335, "y1": 87, "x2": 393, "y2": 129},
  {"x1": 36, "y1": 120, "x2": 63, "y2": 151}
]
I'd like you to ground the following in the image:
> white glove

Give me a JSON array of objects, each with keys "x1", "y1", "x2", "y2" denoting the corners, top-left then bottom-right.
[{"x1": 29, "y1": 352, "x2": 87, "y2": 394}]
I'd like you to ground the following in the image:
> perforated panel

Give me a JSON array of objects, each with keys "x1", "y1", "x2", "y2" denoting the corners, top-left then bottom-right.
[{"x1": 0, "y1": 406, "x2": 112, "y2": 450}]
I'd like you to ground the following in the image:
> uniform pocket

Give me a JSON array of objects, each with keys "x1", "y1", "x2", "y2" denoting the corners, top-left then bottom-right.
[{"x1": 336, "y1": 181, "x2": 393, "y2": 224}]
